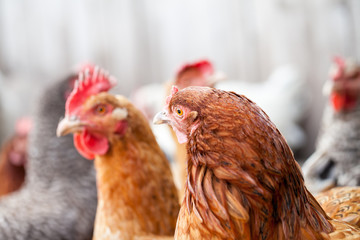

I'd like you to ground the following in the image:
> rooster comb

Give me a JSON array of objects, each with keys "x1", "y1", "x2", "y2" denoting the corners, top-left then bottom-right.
[
  {"x1": 65, "y1": 64, "x2": 117, "y2": 115},
  {"x1": 176, "y1": 59, "x2": 214, "y2": 78}
]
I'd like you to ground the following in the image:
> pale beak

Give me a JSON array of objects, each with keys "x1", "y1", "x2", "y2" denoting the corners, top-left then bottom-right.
[
  {"x1": 153, "y1": 111, "x2": 170, "y2": 125},
  {"x1": 56, "y1": 117, "x2": 84, "y2": 137}
]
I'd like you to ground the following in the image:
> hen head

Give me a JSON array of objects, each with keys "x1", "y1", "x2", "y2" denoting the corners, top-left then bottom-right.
[
  {"x1": 154, "y1": 86, "x2": 202, "y2": 144},
  {"x1": 328, "y1": 56, "x2": 360, "y2": 112},
  {"x1": 57, "y1": 66, "x2": 130, "y2": 160}
]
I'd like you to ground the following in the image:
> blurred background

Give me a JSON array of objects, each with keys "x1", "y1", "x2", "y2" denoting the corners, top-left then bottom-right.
[{"x1": 0, "y1": 0, "x2": 359, "y2": 159}]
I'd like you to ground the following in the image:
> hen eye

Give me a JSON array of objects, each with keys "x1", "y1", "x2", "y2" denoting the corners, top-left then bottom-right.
[
  {"x1": 95, "y1": 104, "x2": 107, "y2": 115},
  {"x1": 176, "y1": 108, "x2": 183, "y2": 116}
]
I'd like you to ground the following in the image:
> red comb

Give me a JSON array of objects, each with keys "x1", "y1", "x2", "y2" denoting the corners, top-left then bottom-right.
[
  {"x1": 65, "y1": 66, "x2": 117, "y2": 116},
  {"x1": 176, "y1": 60, "x2": 214, "y2": 78}
]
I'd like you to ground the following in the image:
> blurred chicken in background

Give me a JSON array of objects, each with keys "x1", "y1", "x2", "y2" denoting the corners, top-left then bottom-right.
[
  {"x1": 0, "y1": 117, "x2": 31, "y2": 197},
  {"x1": 0, "y1": 69, "x2": 97, "y2": 240},
  {"x1": 302, "y1": 57, "x2": 360, "y2": 194}
]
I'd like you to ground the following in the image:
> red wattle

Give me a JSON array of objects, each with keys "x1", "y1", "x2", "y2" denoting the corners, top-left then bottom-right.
[
  {"x1": 344, "y1": 95, "x2": 357, "y2": 111},
  {"x1": 331, "y1": 93, "x2": 345, "y2": 112},
  {"x1": 74, "y1": 133, "x2": 95, "y2": 160},
  {"x1": 331, "y1": 93, "x2": 358, "y2": 112},
  {"x1": 73, "y1": 130, "x2": 109, "y2": 160}
]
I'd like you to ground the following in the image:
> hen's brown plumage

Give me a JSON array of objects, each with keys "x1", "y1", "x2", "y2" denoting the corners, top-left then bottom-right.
[
  {"x1": 316, "y1": 186, "x2": 360, "y2": 228},
  {"x1": 58, "y1": 68, "x2": 179, "y2": 240},
  {"x1": 154, "y1": 86, "x2": 360, "y2": 239},
  {"x1": 91, "y1": 95, "x2": 180, "y2": 240}
]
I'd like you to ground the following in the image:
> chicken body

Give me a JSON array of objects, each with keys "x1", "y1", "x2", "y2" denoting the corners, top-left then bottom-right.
[
  {"x1": 57, "y1": 68, "x2": 179, "y2": 240},
  {"x1": 154, "y1": 86, "x2": 360, "y2": 239},
  {"x1": 303, "y1": 58, "x2": 360, "y2": 194},
  {"x1": 0, "y1": 75, "x2": 97, "y2": 239}
]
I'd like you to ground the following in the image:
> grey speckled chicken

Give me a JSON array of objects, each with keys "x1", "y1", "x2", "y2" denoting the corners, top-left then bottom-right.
[
  {"x1": 303, "y1": 57, "x2": 360, "y2": 194},
  {"x1": 0, "y1": 73, "x2": 97, "y2": 240}
]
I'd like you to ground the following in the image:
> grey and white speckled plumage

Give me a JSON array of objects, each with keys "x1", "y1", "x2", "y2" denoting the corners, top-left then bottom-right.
[
  {"x1": 0, "y1": 76, "x2": 97, "y2": 240},
  {"x1": 303, "y1": 101, "x2": 360, "y2": 194}
]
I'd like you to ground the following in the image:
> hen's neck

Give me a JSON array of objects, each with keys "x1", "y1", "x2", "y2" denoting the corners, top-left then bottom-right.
[
  {"x1": 93, "y1": 138, "x2": 148, "y2": 239},
  {"x1": 92, "y1": 134, "x2": 178, "y2": 240}
]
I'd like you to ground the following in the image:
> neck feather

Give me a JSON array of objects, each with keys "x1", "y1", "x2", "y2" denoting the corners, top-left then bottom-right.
[{"x1": 93, "y1": 134, "x2": 179, "y2": 239}]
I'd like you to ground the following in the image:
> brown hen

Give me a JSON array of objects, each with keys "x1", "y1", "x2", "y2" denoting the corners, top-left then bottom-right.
[
  {"x1": 154, "y1": 86, "x2": 360, "y2": 239},
  {"x1": 57, "y1": 66, "x2": 179, "y2": 240}
]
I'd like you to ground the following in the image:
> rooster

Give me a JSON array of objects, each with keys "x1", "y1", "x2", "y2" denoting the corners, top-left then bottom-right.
[
  {"x1": 302, "y1": 57, "x2": 360, "y2": 194},
  {"x1": 154, "y1": 86, "x2": 360, "y2": 239},
  {"x1": 57, "y1": 66, "x2": 179, "y2": 240},
  {"x1": 0, "y1": 71, "x2": 97, "y2": 239}
]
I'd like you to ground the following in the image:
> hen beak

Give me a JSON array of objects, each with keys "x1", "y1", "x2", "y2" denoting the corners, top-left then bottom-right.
[
  {"x1": 153, "y1": 111, "x2": 170, "y2": 125},
  {"x1": 57, "y1": 117, "x2": 84, "y2": 137}
]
